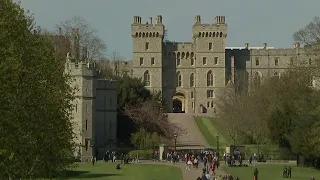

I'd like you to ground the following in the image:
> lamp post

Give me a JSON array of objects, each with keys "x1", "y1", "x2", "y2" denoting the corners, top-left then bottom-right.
[
  {"x1": 174, "y1": 132, "x2": 177, "y2": 151},
  {"x1": 216, "y1": 132, "x2": 220, "y2": 156}
]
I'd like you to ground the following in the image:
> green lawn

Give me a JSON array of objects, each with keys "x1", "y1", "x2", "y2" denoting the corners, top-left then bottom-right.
[
  {"x1": 224, "y1": 164, "x2": 320, "y2": 180},
  {"x1": 66, "y1": 162, "x2": 182, "y2": 180},
  {"x1": 194, "y1": 116, "x2": 230, "y2": 147}
]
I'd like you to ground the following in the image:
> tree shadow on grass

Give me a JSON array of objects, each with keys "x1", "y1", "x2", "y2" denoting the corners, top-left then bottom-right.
[{"x1": 64, "y1": 171, "x2": 121, "y2": 179}]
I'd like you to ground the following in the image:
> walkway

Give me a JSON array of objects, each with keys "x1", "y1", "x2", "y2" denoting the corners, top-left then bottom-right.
[
  {"x1": 167, "y1": 113, "x2": 208, "y2": 149},
  {"x1": 142, "y1": 161, "x2": 226, "y2": 180}
]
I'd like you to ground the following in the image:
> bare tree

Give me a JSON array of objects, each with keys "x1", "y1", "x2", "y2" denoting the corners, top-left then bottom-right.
[
  {"x1": 109, "y1": 50, "x2": 123, "y2": 77},
  {"x1": 123, "y1": 100, "x2": 186, "y2": 144},
  {"x1": 55, "y1": 16, "x2": 107, "y2": 60}
]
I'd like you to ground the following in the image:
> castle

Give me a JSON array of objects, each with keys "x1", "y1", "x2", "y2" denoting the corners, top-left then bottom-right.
[
  {"x1": 128, "y1": 15, "x2": 319, "y2": 114},
  {"x1": 64, "y1": 29, "x2": 117, "y2": 161}
]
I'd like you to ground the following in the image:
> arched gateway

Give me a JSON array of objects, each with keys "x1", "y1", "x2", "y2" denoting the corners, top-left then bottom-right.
[{"x1": 172, "y1": 92, "x2": 186, "y2": 113}]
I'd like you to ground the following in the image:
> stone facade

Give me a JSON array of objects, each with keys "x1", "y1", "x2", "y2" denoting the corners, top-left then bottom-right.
[
  {"x1": 64, "y1": 29, "x2": 117, "y2": 161},
  {"x1": 130, "y1": 15, "x2": 319, "y2": 114}
]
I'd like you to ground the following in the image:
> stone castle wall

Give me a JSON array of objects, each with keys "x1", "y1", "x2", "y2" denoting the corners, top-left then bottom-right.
[{"x1": 130, "y1": 15, "x2": 319, "y2": 114}]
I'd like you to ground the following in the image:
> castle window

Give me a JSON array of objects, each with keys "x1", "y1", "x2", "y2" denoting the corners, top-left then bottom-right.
[
  {"x1": 214, "y1": 57, "x2": 218, "y2": 65},
  {"x1": 213, "y1": 32, "x2": 216, "y2": 37},
  {"x1": 274, "y1": 58, "x2": 279, "y2": 66},
  {"x1": 181, "y1": 52, "x2": 185, "y2": 59},
  {"x1": 145, "y1": 42, "x2": 149, "y2": 50},
  {"x1": 220, "y1": 32, "x2": 223, "y2": 37},
  {"x1": 255, "y1": 58, "x2": 260, "y2": 66},
  {"x1": 309, "y1": 58, "x2": 312, "y2": 66},
  {"x1": 203, "y1": 57, "x2": 207, "y2": 65},
  {"x1": 177, "y1": 59, "x2": 181, "y2": 66},
  {"x1": 140, "y1": 57, "x2": 144, "y2": 65},
  {"x1": 177, "y1": 71, "x2": 182, "y2": 87},
  {"x1": 186, "y1": 52, "x2": 189, "y2": 59},
  {"x1": 207, "y1": 70, "x2": 213, "y2": 86},
  {"x1": 209, "y1": 43, "x2": 213, "y2": 50},
  {"x1": 143, "y1": 70, "x2": 150, "y2": 86},
  {"x1": 151, "y1": 57, "x2": 155, "y2": 65},
  {"x1": 253, "y1": 71, "x2": 262, "y2": 88},
  {"x1": 190, "y1": 52, "x2": 194, "y2": 59},
  {"x1": 192, "y1": 102, "x2": 194, "y2": 109},
  {"x1": 211, "y1": 102, "x2": 214, "y2": 108},
  {"x1": 75, "y1": 104, "x2": 77, "y2": 113},
  {"x1": 207, "y1": 102, "x2": 210, "y2": 108},
  {"x1": 86, "y1": 120, "x2": 88, "y2": 130},
  {"x1": 191, "y1": 91, "x2": 194, "y2": 99},
  {"x1": 190, "y1": 73, "x2": 195, "y2": 87},
  {"x1": 191, "y1": 58, "x2": 194, "y2": 66},
  {"x1": 207, "y1": 90, "x2": 215, "y2": 98}
]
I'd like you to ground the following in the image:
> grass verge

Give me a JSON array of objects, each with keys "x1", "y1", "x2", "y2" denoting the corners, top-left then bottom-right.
[{"x1": 66, "y1": 162, "x2": 182, "y2": 180}]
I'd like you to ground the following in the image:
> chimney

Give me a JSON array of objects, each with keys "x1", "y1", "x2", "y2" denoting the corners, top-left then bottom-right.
[
  {"x1": 156, "y1": 15, "x2": 162, "y2": 24},
  {"x1": 245, "y1": 43, "x2": 249, "y2": 49},
  {"x1": 263, "y1": 43, "x2": 267, "y2": 49},
  {"x1": 194, "y1": 15, "x2": 201, "y2": 24},
  {"x1": 149, "y1": 17, "x2": 152, "y2": 24}
]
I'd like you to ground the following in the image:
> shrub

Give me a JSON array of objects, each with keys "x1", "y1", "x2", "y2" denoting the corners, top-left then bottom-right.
[{"x1": 128, "y1": 149, "x2": 153, "y2": 160}]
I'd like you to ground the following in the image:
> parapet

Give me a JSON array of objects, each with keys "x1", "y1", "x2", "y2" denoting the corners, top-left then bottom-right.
[{"x1": 133, "y1": 16, "x2": 142, "y2": 24}]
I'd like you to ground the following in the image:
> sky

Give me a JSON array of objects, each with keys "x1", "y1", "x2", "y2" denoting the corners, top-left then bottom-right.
[{"x1": 20, "y1": 0, "x2": 319, "y2": 60}]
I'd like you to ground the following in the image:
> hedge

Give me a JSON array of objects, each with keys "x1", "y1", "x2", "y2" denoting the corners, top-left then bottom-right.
[{"x1": 128, "y1": 149, "x2": 153, "y2": 160}]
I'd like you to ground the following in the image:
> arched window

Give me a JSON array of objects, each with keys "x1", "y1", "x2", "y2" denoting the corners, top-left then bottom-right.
[
  {"x1": 139, "y1": 32, "x2": 142, "y2": 37},
  {"x1": 177, "y1": 71, "x2": 182, "y2": 87},
  {"x1": 142, "y1": 32, "x2": 145, "y2": 37},
  {"x1": 209, "y1": 32, "x2": 212, "y2": 37},
  {"x1": 186, "y1": 52, "x2": 189, "y2": 59},
  {"x1": 143, "y1": 70, "x2": 150, "y2": 86},
  {"x1": 253, "y1": 71, "x2": 262, "y2": 88},
  {"x1": 207, "y1": 70, "x2": 214, "y2": 86},
  {"x1": 273, "y1": 71, "x2": 280, "y2": 78},
  {"x1": 135, "y1": 32, "x2": 138, "y2": 37},
  {"x1": 191, "y1": 58, "x2": 194, "y2": 66},
  {"x1": 181, "y1": 52, "x2": 185, "y2": 59},
  {"x1": 220, "y1": 32, "x2": 223, "y2": 37},
  {"x1": 213, "y1": 32, "x2": 216, "y2": 37},
  {"x1": 190, "y1": 73, "x2": 194, "y2": 87}
]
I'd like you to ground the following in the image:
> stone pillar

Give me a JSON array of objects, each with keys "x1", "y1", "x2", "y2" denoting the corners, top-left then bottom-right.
[{"x1": 159, "y1": 144, "x2": 167, "y2": 161}]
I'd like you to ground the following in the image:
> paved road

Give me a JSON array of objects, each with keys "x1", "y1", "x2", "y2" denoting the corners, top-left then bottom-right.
[{"x1": 168, "y1": 113, "x2": 208, "y2": 149}]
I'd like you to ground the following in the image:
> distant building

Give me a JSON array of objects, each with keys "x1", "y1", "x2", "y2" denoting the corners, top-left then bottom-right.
[
  {"x1": 130, "y1": 15, "x2": 318, "y2": 114},
  {"x1": 64, "y1": 29, "x2": 117, "y2": 161}
]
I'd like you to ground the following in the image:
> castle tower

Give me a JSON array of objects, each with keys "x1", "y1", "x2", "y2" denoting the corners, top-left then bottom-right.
[
  {"x1": 65, "y1": 29, "x2": 96, "y2": 161},
  {"x1": 192, "y1": 15, "x2": 227, "y2": 113},
  {"x1": 131, "y1": 15, "x2": 164, "y2": 93}
]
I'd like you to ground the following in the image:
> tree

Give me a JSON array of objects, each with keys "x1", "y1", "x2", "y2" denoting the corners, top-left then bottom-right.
[
  {"x1": 0, "y1": 1, "x2": 75, "y2": 179},
  {"x1": 109, "y1": 50, "x2": 123, "y2": 77},
  {"x1": 130, "y1": 128, "x2": 160, "y2": 149},
  {"x1": 55, "y1": 16, "x2": 107, "y2": 60},
  {"x1": 123, "y1": 100, "x2": 184, "y2": 144}
]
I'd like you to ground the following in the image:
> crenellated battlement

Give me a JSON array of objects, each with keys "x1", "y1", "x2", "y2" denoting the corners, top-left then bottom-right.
[
  {"x1": 192, "y1": 15, "x2": 227, "y2": 38},
  {"x1": 131, "y1": 15, "x2": 164, "y2": 38}
]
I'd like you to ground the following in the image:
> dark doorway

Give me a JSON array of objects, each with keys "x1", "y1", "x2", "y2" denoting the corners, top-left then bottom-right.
[{"x1": 172, "y1": 99, "x2": 184, "y2": 113}]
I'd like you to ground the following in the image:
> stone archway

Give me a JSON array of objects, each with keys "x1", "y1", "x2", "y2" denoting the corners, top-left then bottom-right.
[{"x1": 172, "y1": 92, "x2": 186, "y2": 113}]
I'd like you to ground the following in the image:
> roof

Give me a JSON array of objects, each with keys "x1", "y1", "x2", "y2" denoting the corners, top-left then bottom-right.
[{"x1": 226, "y1": 47, "x2": 275, "y2": 50}]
